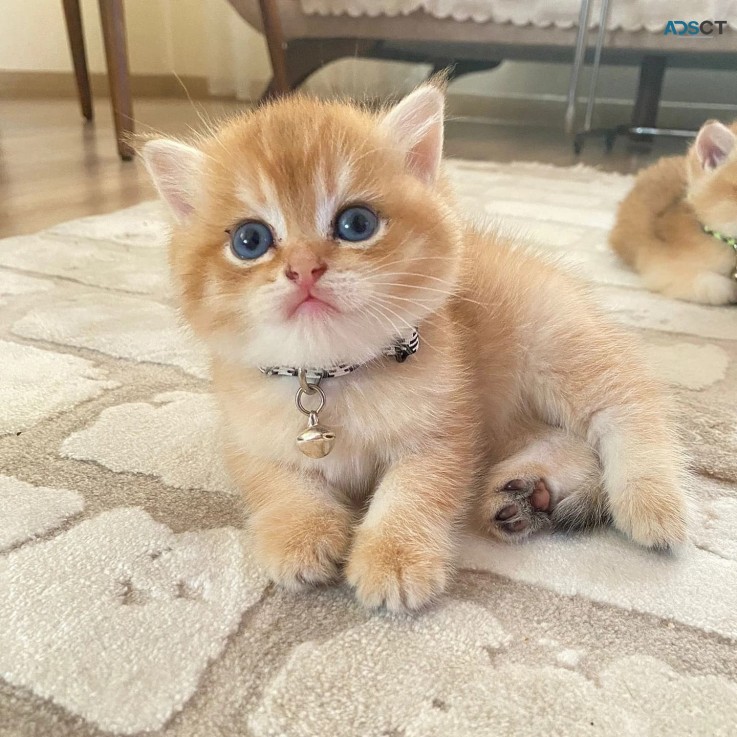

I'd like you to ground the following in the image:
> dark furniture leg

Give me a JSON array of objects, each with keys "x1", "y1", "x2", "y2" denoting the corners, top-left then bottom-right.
[
  {"x1": 62, "y1": 0, "x2": 93, "y2": 121},
  {"x1": 98, "y1": 0, "x2": 134, "y2": 160},
  {"x1": 630, "y1": 55, "x2": 666, "y2": 141},
  {"x1": 259, "y1": 0, "x2": 290, "y2": 96}
]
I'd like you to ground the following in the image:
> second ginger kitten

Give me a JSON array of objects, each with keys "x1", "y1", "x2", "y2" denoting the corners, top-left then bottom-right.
[{"x1": 611, "y1": 120, "x2": 737, "y2": 305}]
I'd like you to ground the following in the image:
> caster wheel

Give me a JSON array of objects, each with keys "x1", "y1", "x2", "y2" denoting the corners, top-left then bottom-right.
[
  {"x1": 573, "y1": 140, "x2": 583, "y2": 155},
  {"x1": 604, "y1": 133, "x2": 616, "y2": 152}
]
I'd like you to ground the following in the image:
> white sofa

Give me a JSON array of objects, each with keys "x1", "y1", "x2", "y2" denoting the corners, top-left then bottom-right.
[{"x1": 229, "y1": 0, "x2": 737, "y2": 131}]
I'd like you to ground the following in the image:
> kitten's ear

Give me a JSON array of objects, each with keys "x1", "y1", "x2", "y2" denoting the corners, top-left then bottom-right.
[
  {"x1": 140, "y1": 139, "x2": 205, "y2": 223},
  {"x1": 381, "y1": 85, "x2": 445, "y2": 183},
  {"x1": 694, "y1": 121, "x2": 735, "y2": 171}
]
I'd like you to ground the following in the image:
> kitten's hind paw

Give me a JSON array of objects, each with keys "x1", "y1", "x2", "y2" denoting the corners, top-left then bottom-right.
[
  {"x1": 484, "y1": 477, "x2": 553, "y2": 541},
  {"x1": 477, "y1": 428, "x2": 603, "y2": 543}
]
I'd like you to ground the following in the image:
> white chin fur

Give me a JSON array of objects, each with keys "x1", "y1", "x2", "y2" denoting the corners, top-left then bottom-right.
[{"x1": 212, "y1": 310, "x2": 416, "y2": 368}]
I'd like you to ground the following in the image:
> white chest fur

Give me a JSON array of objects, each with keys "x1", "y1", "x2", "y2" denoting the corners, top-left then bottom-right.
[{"x1": 220, "y1": 356, "x2": 462, "y2": 499}]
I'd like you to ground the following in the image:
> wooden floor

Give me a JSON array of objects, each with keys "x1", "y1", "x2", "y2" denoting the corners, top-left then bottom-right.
[{"x1": 0, "y1": 97, "x2": 689, "y2": 238}]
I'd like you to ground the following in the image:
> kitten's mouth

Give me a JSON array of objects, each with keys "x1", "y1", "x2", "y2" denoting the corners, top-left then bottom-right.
[{"x1": 286, "y1": 291, "x2": 337, "y2": 318}]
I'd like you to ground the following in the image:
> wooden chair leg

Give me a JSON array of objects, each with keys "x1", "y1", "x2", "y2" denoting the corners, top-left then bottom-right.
[
  {"x1": 98, "y1": 0, "x2": 134, "y2": 160},
  {"x1": 62, "y1": 0, "x2": 93, "y2": 121},
  {"x1": 258, "y1": 0, "x2": 290, "y2": 96}
]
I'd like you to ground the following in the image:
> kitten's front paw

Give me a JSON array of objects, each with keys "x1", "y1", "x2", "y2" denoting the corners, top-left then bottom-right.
[
  {"x1": 611, "y1": 477, "x2": 688, "y2": 549},
  {"x1": 249, "y1": 505, "x2": 352, "y2": 590},
  {"x1": 346, "y1": 530, "x2": 448, "y2": 612}
]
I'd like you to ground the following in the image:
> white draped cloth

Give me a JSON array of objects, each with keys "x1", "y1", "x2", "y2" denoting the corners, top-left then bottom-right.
[{"x1": 299, "y1": 0, "x2": 737, "y2": 32}]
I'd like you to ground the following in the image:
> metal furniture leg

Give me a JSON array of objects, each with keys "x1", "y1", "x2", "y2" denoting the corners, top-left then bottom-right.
[
  {"x1": 571, "y1": 0, "x2": 696, "y2": 153},
  {"x1": 564, "y1": 0, "x2": 593, "y2": 135},
  {"x1": 583, "y1": 0, "x2": 611, "y2": 130}
]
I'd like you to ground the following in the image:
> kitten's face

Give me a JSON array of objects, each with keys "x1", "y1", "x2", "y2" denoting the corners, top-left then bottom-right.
[
  {"x1": 686, "y1": 120, "x2": 737, "y2": 234},
  {"x1": 144, "y1": 88, "x2": 460, "y2": 368}
]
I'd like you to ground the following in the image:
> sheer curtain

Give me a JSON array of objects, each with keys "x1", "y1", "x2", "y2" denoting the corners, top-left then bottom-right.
[{"x1": 203, "y1": 0, "x2": 272, "y2": 100}]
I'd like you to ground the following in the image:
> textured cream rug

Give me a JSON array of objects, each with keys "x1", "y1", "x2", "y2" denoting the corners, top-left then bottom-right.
[{"x1": 1, "y1": 161, "x2": 736, "y2": 737}]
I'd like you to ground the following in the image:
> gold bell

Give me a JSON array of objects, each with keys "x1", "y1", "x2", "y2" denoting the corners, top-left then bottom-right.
[
  {"x1": 295, "y1": 371, "x2": 336, "y2": 458},
  {"x1": 296, "y1": 411, "x2": 336, "y2": 458}
]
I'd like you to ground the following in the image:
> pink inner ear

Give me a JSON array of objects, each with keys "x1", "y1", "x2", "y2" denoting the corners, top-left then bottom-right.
[
  {"x1": 152, "y1": 151, "x2": 195, "y2": 220},
  {"x1": 696, "y1": 122, "x2": 736, "y2": 171},
  {"x1": 141, "y1": 139, "x2": 204, "y2": 223},
  {"x1": 406, "y1": 120, "x2": 443, "y2": 183},
  {"x1": 382, "y1": 86, "x2": 445, "y2": 183}
]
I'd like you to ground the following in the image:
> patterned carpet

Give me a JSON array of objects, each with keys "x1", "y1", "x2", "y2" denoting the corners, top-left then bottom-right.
[{"x1": 1, "y1": 160, "x2": 736, "y2": 737}]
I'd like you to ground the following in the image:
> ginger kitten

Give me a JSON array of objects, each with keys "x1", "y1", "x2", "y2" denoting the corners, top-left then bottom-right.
[
  {"x1": 141, "y1": 85, "x2": 688, "y2": 612},
  {"x1": 610, "y1": 120, "x2": 737, "y2": 305}
]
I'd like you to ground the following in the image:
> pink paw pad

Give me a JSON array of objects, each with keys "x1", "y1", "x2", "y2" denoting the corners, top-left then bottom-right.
[{"x1": 494, "y1": 478, "x2": 552, "y2": 536}]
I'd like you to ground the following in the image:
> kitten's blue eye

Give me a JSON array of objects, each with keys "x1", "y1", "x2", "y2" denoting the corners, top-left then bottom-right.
[
  {"x1": 230, "y1": 221, "x2": 273, "y2": 260},
  {"x1": 335, "y1": 206, "x2": 379, "y2": 243}
]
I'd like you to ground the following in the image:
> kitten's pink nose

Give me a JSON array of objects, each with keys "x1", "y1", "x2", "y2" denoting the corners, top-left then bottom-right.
[{"x1": 285, "y1": 256, "x2": 327, "y2": 287}]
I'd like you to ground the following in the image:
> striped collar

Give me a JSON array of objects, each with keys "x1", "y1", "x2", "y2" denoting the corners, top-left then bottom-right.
[{"x1": 259, "y1": 329, "x2": 420, "y2": 383}]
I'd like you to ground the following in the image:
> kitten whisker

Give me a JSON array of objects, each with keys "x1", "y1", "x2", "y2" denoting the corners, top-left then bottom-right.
[
  {"x1": 357, "y1": 255, "x2": 460, "y2": 277},
  {"x1": 362, "y1": 301, "x2": 404, "y2": 343},
  {"x1": 368, "y1": 272, "x2": 458, "y2": 286},
  {"x1": 362, "y1": 302, "x2": 397, "y2": 338},
  {"x1": 368, "y1": 282, "x2": 486, "y2": 307},
  {"x1": 372, "y1": 292, "x2": 436, "y2": 308},
  {"x1": 372, "y1": 295, "x2": 457, "y2": 342},
  {"x1": 368, "y1": 298, "x2": 443, "y2": 354},
  {"x1": 362, "y1": 299, "x2": 445, "y2": 360}
]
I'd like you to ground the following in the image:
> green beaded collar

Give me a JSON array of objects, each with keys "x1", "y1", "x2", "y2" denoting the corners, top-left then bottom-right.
[
  {"x1": 703, "y1": 225, "x2": 737, "y2": 252},
  {"x1": 703, "y1": 226, "x2": 737, "y2": 281}
]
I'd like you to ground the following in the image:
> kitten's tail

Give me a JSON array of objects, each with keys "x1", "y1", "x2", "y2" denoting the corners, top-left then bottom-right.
[
  {"x1": 609, "y1": 157, "x2": 686, "y2": 269},
  {"x1": 610, "y1": 224, "x2": 680, "y2": 287},
  {"x1": 609, "y1": 201, "x2": 660, "y2": 268}
]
